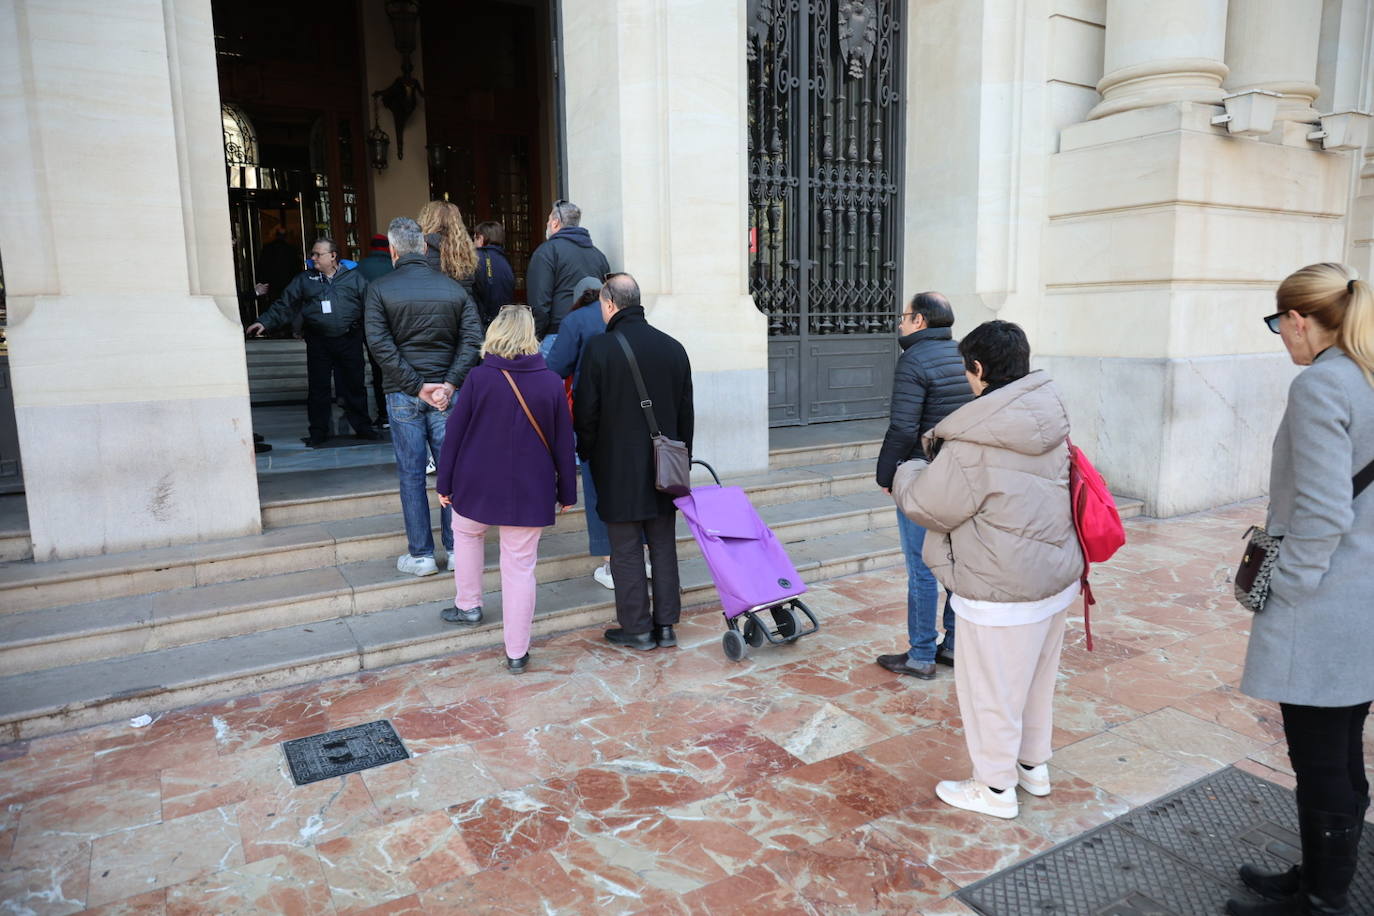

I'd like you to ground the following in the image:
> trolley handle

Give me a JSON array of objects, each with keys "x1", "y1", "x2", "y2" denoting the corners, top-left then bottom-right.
[{"x1": 692, "y1": 459, "x2": 722, "y2": 487}]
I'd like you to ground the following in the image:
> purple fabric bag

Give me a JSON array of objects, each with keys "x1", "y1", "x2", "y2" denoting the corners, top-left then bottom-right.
[{"x1": 674, "y1": 485, "x2": 808, "y2": 620}]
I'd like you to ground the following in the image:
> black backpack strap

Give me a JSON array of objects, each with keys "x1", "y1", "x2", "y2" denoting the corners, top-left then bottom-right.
[
  {"x1": 1355, "y1": 457, "x2": 1374, "y2": 500},
  {"x1": 612, "y1": 331, "x2": 662, "y2": 438}
]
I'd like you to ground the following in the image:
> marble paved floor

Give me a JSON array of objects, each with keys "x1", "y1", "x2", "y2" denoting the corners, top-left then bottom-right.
[{"x1": 3, "y1": 500, "x2": 1361, "y2": 915}]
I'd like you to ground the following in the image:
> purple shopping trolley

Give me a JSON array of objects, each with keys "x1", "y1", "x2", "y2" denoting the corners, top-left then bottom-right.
[{"x1": 674, "y1": 460, "x2": 820, "y2": 661}]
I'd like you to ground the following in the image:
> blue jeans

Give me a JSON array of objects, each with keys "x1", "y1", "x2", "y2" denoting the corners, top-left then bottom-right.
[
  {"x1": 539, "y1": 333, "x2": 558, "y2": 358},
  {"x1": 895, "y1": 508, "x2": 955, "y2": 664},
  {"x1": 387, "y1": 391, "x2": 453, "y2": 557},
  {"x1": 580, "y1": 460, "x2": 611, "y2": 556}
]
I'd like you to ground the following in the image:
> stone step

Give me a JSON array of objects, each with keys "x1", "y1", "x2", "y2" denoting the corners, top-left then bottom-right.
[
  {"x1": 0, "y1": 492, "x2": 897, "y2": 674},
  {"x1": 0, "y1": 459, "x2": 877, "y2": 614},
  {"x1": 0, "y1": 528, "x2": 904, "y2": 741}
]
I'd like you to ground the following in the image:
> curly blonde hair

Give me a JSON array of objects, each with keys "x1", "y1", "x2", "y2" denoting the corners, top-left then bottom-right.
[{"x1": 417, "y1": 200, "x2": 477, "y2": 281}]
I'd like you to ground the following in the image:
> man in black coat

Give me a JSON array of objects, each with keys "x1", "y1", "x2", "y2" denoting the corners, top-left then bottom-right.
[
  {"x1": 874, "y1": 291, "x2": 973, "y2": 679},
  {"x1": 472, "y1": 220, "x2": 516, "y2": 326},
  {"x1": 574, "y1": 273, "x2": 693, "y2": 651},
  {"x1": 365, "y1": 217, "x2": 483, "y2": 578},
  {"x1": 527, "y1": 200, "x2": 610, "y2": 354},
  {"x1": 247, "y1": 237, "x2": 379, "y2": 447}
]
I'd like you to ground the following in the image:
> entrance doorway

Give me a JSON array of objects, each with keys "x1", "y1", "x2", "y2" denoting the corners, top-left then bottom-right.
[{"x1": 748, "y1": 0, "x2": 907, "y2": 426}]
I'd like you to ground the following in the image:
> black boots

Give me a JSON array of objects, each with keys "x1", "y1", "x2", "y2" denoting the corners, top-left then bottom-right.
[
  {"x1": 652, "y1": 625, "x2": 676, "y2": 648},
  {"x1": 604, "y1": 628, "x2": 657, "y2": 650},
  {"x1": 1228, "y1": 807, "x2": 1363, "y2": 915}
]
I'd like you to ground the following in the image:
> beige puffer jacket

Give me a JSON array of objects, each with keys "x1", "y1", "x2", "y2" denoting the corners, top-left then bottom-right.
[{"x1": 892, "y1": 371, "x2": 1083, "y2": 604}]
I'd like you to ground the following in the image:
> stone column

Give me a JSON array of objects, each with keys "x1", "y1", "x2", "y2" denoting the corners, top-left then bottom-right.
[
  {"x1": 0, "y1": 0, "x2": 261, "y2": 559},
  {"x1": 561, "y1": 0, "x2": 769, "y2": 476},
  {"x1": 1088, "y1": 0, "x2": 1230, "y2": 119},
  {"x1": 1225, "y1": 0, "x2": 1324, "y2": 123}
]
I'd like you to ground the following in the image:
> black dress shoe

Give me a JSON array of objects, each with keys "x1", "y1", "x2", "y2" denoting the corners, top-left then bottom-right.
[
  {"x1": 355, "y1": 428, "x2": 383, "y2": 441},
  {"x1": 604, "y1": 628, "x2": 657, "y2": 650},
  {"x1": 301, "y1": 435, "x2": 329, "y2": 448},
  {"x1": 652, "y1": 625, "x2": 677, "y2": 648},
  {"x1": 876, "y1": 653, "x2": 937, "y2": 679},
  {"x1": 935, "y1": 641, "x2": 955, "y2": 667},
  {"x1": 441, "y1": 605, "x2": 483, "y2": 626},
  {"x1": 253, "y1": 433, "x2": 265, "y2": 442},
  {"x1": 506, "y1": 653, "x2": 529, "y2": 674},
  {"x1": 254, "y1": 441, "x2": 273, "y2": 453}
]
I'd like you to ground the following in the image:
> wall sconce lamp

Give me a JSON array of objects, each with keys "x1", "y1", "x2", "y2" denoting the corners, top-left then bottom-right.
[
  {"x1": 375, "y1": 0, "x2": 423, "y2": 161},
  {"x1": 1307, "y1": 111, "x2": 1372, "y2": 151},
  {"x1": 1211, "y1": 89, "x2": 1281, "y2": 137},
  {"x1": 367, "y1": 96, "x2": 391, "y2": 172}
]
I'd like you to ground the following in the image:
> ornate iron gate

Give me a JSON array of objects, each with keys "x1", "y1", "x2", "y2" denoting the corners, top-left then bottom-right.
[{"x1": 749, "y1": 0, "x2": 906, "y2": 425}]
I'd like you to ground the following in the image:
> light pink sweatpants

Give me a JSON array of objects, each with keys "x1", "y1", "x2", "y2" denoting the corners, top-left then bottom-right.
[
  {"x1": 953, "y1": 609, "x2": 1068, "y2": 790},
  {"x1": 450, "y1": 511, "x2": 543, "y2": 660}
]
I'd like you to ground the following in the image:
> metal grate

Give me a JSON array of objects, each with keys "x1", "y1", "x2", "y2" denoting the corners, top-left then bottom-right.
[
  {"x1": 281, "y1": 719, "x2": 409, "y2": 786},
  {"x1": 959, "y1": 766, "x2": 1374, "y2": 915}
]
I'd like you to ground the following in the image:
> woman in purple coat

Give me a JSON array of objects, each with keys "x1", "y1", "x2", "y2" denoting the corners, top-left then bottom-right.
[{"x1": 435, "y1": 305, "x2": 578, "y2": 673}]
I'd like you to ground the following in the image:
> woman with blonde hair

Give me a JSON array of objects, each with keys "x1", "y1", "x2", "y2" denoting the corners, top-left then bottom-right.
[
  {"x1": 434, "y1": 304, "x2": 577, "y2": 674},
  {"x1": 418, "y1": 200, "x2": 478, "y2": 292},
  {"x1": 1229, "y1": 263, "x2": 1374, "y2": 916}
]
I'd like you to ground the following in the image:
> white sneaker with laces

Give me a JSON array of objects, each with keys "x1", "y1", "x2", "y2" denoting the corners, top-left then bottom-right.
[
  {"x1": 593, "y1": 562, "x2": 615, "y2": 590},
  {"x1": 935, "y1": 778, "x2": 1019, "y2": 819},
  {"x1": 397, "y1": 553, "x2": 439, "y2": 577},
  {"x1": 1017, "y1": 762, "x2": 1051, "y2": 797},
  {"x1": 425, "y1": 458, "x2": 436, "y2": 475}
]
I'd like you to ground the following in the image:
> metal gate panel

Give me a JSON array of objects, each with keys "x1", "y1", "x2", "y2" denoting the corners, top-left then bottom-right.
[{"x1": 750, "y1": 0, "x2": 906, "y2": 426}]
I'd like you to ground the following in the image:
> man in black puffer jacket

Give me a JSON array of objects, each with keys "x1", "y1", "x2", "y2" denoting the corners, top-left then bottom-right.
[
  {"x1": 875, "y1": 291, "x2": 974, "y2": 680},
  {"x1": 365, "y1": 217, "x2": 483, "y2": 579},
  {"x1": 526, "y1": 200, "x2": 610, "y2": 353}
]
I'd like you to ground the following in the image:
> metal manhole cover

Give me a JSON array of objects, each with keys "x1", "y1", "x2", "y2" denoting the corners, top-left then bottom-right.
[
  {"x1": 281, "y1": 719, "x2": 409, "y2": 786},
  {"x1": 957, "y1": 767, "x2": 1374, "y2": 915}
]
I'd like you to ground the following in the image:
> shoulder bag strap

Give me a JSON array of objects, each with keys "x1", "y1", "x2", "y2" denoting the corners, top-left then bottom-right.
[
  {"x1": 612, "y1": 331, "x2": 662, "y2": 438},
  {"x1": 1355, "y1": 457, "x2": 1374, "y2": 500},
  {"x1": 501, "y1": 369, "x2": 551, "y2": 455}
]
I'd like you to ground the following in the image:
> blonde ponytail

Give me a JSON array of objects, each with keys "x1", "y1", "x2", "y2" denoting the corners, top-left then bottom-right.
[
  {"x1": 1275, "y1": 262, "x2": 1374, "y2": 387},
  {"x1": 1340, "y1": 277, "x2": 1374, "y2": 387}
]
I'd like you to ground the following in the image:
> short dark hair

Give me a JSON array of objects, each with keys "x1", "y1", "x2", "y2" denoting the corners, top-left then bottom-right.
[
  {"x1": 909, "y1": 291, "x2": 954, "y2": 328},
  {"x1": 600, "y1": 272, "x2": 640, "y2": 310},
  {"x1": 959, "y1": 320, "x2": 1031, "y2": 390},
  {"x1": 473, "y1": 221, "x2": 504, "y2": 246}
]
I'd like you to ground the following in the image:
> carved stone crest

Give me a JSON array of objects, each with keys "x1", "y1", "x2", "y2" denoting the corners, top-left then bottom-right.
[{"x1": 838, "y1": 0, "x2": 877, "y2": 79}]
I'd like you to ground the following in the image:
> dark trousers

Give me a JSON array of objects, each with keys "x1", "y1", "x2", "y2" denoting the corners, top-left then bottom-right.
[
  {"x1": 1281, "y1": 701, "x2": 1371, "y2": 816},
  {"x1": 304, "y1": 330, "x2": 373, "y2": 440},
  {"x1": 606, "y1": 511, "x2": 681, "y2": 634},
  {"x1": 366, "y1": 344, "x2": 387, "y2": 422}
]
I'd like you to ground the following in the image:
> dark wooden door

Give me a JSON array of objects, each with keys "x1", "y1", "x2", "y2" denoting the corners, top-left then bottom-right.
[{"x1": 749, "y1": 0, "x2": 907, "y2": 425}]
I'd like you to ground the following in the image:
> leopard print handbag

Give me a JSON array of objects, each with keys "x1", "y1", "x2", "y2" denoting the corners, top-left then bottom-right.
[{"x1": 1234, "y1": 526, "x2": 1282, "y2": 612}]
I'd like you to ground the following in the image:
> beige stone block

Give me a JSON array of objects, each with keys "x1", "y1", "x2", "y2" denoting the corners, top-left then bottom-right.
[
  {"x1": 1049, "y1": 14, "x2": 1105, "y2": 89},
  {"x1": 1052, "y1": 0, "x2": 1106, "y2": 25}
]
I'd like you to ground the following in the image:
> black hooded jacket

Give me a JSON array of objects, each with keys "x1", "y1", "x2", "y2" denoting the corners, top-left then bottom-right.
[
  {"x1": 526, "y1": 227, "x2": 610, "y2": 337},
  {"x1": 364, "y1": 254, "x2": 483, "y2": 396},
  {"x1": 875, "y1": 326, "x2": 974, "y2": 488}
]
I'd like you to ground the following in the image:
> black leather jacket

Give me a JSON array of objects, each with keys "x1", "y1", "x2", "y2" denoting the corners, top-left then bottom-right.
[
  {"x1": 875, "y1": 326, "x2": 973, "y2": 488},
  {"x1": 256, "y1": 265, "x2": 367, "y2": 338},
  {"x1": 364, "y1": 255, "x2": 483, "y2": 396}
]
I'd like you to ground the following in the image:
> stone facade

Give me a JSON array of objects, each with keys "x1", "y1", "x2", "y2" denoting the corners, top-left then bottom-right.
[{"x1": 1, "y1": 0, "x2": 1372, "y2": 559}]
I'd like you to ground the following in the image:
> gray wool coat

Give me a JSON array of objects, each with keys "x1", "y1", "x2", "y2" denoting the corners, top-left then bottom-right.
[{"x1": 1241, "y1": 348, "x2": 1374, "y2": 707}]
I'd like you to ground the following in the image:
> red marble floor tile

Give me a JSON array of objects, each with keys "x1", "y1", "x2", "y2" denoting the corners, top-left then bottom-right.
[
  {"x1": 764, "y1": 821, "x2": 959, "y2": 915},
  {"x1": 163, "y1": 849, "x2": 332, "y2": 916},
  {"x1": 159, "y1": 744, "x2": 283, "y2": 822},
  {"x1": 209, "y1": 688, "x2": 331, "y2": 756},
  {"x1": 857, "y1": 724, "x2": 971, "y2": 789},
  {"x1": 417, "y1": 849, "x2": 596, "y2": 913},
  {"x1": 663, "y1": 812, "x2": 774, "y2": 877},
  {"x1": 1235, "y1": 757, "x2": 1298, "y2": 792},
  {"x1": 0, "y1": 825, "x2": 15, "y2": 860},
  {"x1": 651, "y1": 862, "x2": 813, "y2": 916},
  {"x1": 236, "y1": 771, "x2": 384, "y2": 863},
  {"x1": 1055, "y1": 633, "x2": 1141, "y2": 679},
  {"x1": 1066, "y1": 655, "x2": 1229, "y2": 715},
  {"x1": 387, "y1": 696, "x2": 507, "y2": 752},
  {"x1": 729, "y1": 647, "x2": 896, "y2": 700},
  {"x1": 86, "y1": 805, "x2": 245, "y2": 908},
  {"x1": 775, "y1": 751, "x2": 914, "y2": 822},
  {"x1": 1011, "y1": 772, "x2": 1133, "y2": 844},
  {"x1": 342, "y1": 895, "x2": 425, "y2": 916},
  {"x1": 88, "y1": 707, "x2": 220, "y2": 782},
  {"x1": 655, "y1": 723, "x2": 802, "y2": 797},
  {"x1": 828, "y1": 676, "x2": 962, "y2": 739},
  {"x1": 0, "y1": 832, "x2": 91, "y2": 916},
  {"x1": 577, "y1": 693, "x2": 767, "y2": 762},
  {"x1": 545, "y1": 758, "x2": 715, "y2": 820},
  {"x1": 0, "y1": 730, "x2": 96, "y2": 809},
  {"x1": 552, "y1": 813, "x2": 729, "y2": 915},
  {"x1": 665, "y1": 778, "x2": 871, "y2": 858},
  {"x1": 13, "y1": 776, "x2": 162, "y2": 845},
  {"x1": 1050, "y1": 685, "x2": 1143, "y2": 748},
  {"x1": 315, "y1": 810, "x2": 479, "y2": 913},
  {"x1": 746, "y1": 694, "x2": 890, "y2": 765},
  {"x1": 1158, "y1": 623, "x2": 1252, "y2": 669},
  {"x1": 447, "y1": 783, "x2": 577, "y2": 869},
  {"x1": 75, "y1": 889, "x2": 167, "y2": 916},
  {"x1": 322, "y1": 674, "x2": 432, "y2": 731},
  {"x1": 359, "y1": 744, "x2": 502, "y2": 823},
  {"x1": 466, "y1": 720, "x2": 636, "y2": 790},
  {"x1": 874, "y1": 799, "x2": 1056, "y2": 887}
]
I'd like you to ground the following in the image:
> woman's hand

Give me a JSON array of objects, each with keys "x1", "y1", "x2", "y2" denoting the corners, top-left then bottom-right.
[{"x1": 438, "y1": 493, "x2": 451, "y2": 508}]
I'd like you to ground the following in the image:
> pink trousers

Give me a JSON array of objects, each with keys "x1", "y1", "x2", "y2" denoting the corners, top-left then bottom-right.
[{"x1": 449, "y1": 511, "x2": 543, "y2": 660}]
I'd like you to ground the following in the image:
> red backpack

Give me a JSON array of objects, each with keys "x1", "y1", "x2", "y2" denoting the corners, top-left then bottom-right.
[{"x1": 1067, "y1": 439, "x2": 1126, "y2": 650}]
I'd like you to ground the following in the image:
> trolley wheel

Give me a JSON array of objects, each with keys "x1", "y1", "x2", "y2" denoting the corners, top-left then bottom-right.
[
  {"x1": 743, "y1": 618, "x2": 765, "y2": 648},
  {"x1": 722, "y1": 629, "x2": 748, "y2": 662},
  {"x1": 772, "y1": 604, "x2": 803, "y2": 641}
]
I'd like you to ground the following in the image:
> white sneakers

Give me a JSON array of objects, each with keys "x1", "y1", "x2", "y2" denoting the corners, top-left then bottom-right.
[
  {"x1": 935, "y1": 764, "x2": 1052, "y2": 819},
  {"x1": 591, "y1": 556, "x2": 654, "y2": 591},
  {"x1": 1017, "y1": 762, "x2": 1052, "y2": 797},
  {"x1": 397, "y1": 553, "x2": 439, "y2": 577},
  {"x1": 935, "y1": 779, "x2": 1019, "y2": 819}
]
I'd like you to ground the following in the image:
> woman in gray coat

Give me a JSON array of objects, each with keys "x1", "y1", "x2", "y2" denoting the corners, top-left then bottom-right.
[{"x1": 1231, "y1": 263, "x2": 1374, "y2": 916}]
